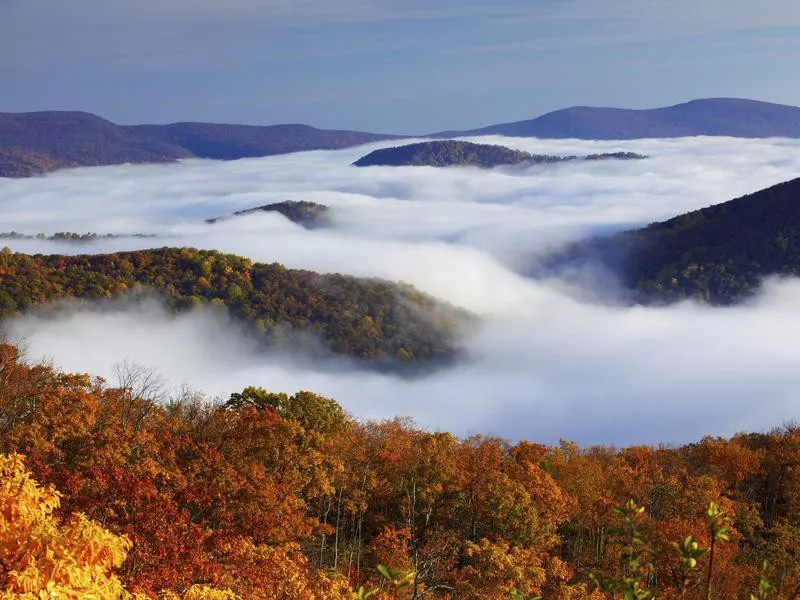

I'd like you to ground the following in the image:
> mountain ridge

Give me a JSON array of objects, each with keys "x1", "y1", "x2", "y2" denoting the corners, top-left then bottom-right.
[
  {"x1": 541, "y1": 177, "x2": 800, "y2": 304},
  {"x1": 435, "y1": 98, "x2": 800, "y2": 139},
  {"x1": 4, "y1": 98, "x2": 800, "y2": 177},
  {"x1": 0, "y1": 111, "x2": 400, "y2": 177}
]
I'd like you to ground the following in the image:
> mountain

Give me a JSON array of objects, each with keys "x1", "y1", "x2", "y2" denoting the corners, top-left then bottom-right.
[
  {"x1": 5, "y1": 98, "x2": 799, "y2": 177},
  {"x1": 353, "y1": 140, "x2": 646, "y2": 168},
  {"x1": 0, "y1": 111, "x2": 400, "y2": 177},
  {"x1": 0, "y1": 247, "x2": 469, "y2": 368},
  {"x1": 207, "y1": 200, "x2": 330, "y2": 228},
  {"x1": 544, "y1": 177, "x2": 800, "y2": 304},
  {"x1": 438, "y1": 98, "x2": 800, "y2": 140},
  {"x1": 0, "y1": 111, "x2": 189, "y2": 176},
  {"x1": 127, "y1": 122, "x2": 399, "y2": 160}
]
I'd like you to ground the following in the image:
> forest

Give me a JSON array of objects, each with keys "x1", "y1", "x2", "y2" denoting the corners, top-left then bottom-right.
[
  {"x1": 352, "y1": 141, "x2": 646, "y2": 168},
  {"x1": 206, "y1": 201, "x2": 331, "y2": 229},
  {"x1": 626, "y1": 177, "x2": 800, "y2": 303},
  {"x1": 0, "y1": 247, "x2": 467, "y2": 368},
  {"x1": 2, "y1": 343, "x2": 799, "y2": 599},
  {"x1": 539, "y1": 177, "x2": 800, "y2": 305}
]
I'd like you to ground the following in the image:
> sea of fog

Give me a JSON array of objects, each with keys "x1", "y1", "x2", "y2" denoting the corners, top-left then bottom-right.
[{"x1": 1, "y1": 135, "x2": 799, "y2": 445}]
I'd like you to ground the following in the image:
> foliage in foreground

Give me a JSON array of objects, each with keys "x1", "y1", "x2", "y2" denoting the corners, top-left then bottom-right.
[{"x1": 1, "y1": 343, "x2": 800, "y2": 598}]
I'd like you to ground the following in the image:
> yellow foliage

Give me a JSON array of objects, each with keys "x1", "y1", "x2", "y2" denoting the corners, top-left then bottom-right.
[
  {"x1": 161, "y1": 585, "x2": 241, "y2": 600},
  {"x1": 546, "y1": 582, "x2": 608, "y2": 600},
  {"x1": 454, "y1": 538, "x2": 546, "y2": 599},
  {"x1": 0, "y1": 453, "x2": 131, "y2": 599},
  {"x1": 0, "y1": 453, "x2": 238, "y2": 600},
  {"x1": 213, "y1": 540, "x2": 351, "y2": 600},
  {"x1": 181, "y1": 586, "x2": 241, "y2": 600}
]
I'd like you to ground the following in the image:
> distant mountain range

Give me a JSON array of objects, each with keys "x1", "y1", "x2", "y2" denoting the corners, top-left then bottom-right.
[
  {"x1": 0, "y1": 111, "x2": 399, "y2": 177},
  {"x1": 542, "y1": 177, "x2": 800, "y2": 304},
  {"x1": 435, "y1": 98, "x2": 800, "y2": 140},
  {"x1": 353, "y1": 140, "x2": 647, "y2": 168},
  {"x1": 3, "y1": 98, "x2": 800, "y2": 177}
]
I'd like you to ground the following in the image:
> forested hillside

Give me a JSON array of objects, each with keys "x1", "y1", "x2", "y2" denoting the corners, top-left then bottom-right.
[
  {"x1": 207, "y1": 200, "x2": 331, "y2": 228},
  {"x1": 353, "y1": 140, "x2": 646, "y2": 168},
  {"x1": 542, "y1": 177, "x2": 800, "y2": 304},
  {"x1": 626, "y1": 177, "x2": 800, "y2": 302},
  {"x1": 2, "y1": 345, "x2": 800, "y2": 598},
  {"x1": 353, "y1": 141, "x2": 535, "y2": 168},
  {"x1": 0, "y1": 247, "x2": 466, "y2": 367}
]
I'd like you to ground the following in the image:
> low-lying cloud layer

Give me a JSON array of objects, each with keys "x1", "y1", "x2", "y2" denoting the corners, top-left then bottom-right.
[{"x1": 2, "y1": 135, "x2": 800, "y2": 445}]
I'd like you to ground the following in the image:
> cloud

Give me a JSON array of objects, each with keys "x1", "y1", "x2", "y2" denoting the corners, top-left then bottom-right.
[
  {"x1": 7, "y1": 277, "x2": 800, "y2": 447},
  {"x1": 2, "y1": 135, "x2": 800, "y2": 445}
]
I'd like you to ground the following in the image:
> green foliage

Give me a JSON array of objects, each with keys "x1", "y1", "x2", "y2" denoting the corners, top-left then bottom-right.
[
  {"x1": 674, "y1": 535, "x2": 708, "y2": 570},
  {"x1": 630, "y1": 178, "x2": 800, "y2": 304},
  {"x1": 351, "y1": 566, "x2": 414, "y2": 599},
  {"x1": 590, "y1": 500, "x2": 655, "y2": 600},
  {"x1": 704, "y1": 501, "x2": 731, "y2": 600},
  {"x1": 0, "y1": 247, "x2": 469, "y2": 368},
  {"x1": 546, "y1": 177, "x2": 800, "y2": 305},
  {"x1": 673, "y1": 534, "x2": 708, "y2": 594},
  {"x1": 375, "y1": 564, "x2": 414, "y2": 588},
  {"x1": 706, "y1": 502, "x2": 731, "y2": 543},
  {"x1": 226, "y1": 387, "x2": 350, "y2": 434},
  {"x1": 751, "y1": 561, "x2": 774, "y2": 600}
]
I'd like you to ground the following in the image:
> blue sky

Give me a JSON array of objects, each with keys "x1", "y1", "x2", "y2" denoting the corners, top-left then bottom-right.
[{"x1": 2, "y1": 0, "x2": 800, "y2": 133}]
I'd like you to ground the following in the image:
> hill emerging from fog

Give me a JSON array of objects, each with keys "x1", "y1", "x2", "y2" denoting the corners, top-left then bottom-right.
[
  {"x1": 543, "y1": 177, "x2": 800, "y2": 304},
  {"x1": 353, "y1": 140, "x2": 646, "y2": 168},
  {"x1": 207, "y1": 201, "x2": 330, "y2": 229},
  {"x1": 4, "y1": 99, "x2": 800, "y2": 176},
  {"x1": 0, "y1": 247, "x2": 470, "y2": 370},
  {"x1": 0, "y1": 111, "x2": 400, "y2": 177},
  {"x1": 437, "y1": 98, "x2": 800, "y2": 140}
]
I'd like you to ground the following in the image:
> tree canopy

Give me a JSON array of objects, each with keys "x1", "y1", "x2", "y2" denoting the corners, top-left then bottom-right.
[{"x1": 2, "y1": 344, "x2": 799, "y2": 598}]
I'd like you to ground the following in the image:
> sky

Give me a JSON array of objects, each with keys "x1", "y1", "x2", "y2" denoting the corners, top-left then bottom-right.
[
  {"x1": 1, "y1": 135, "x2": 800, "y2": 446},
  {"x1": 2, "y1": 0, "x2": 800, "y2": 132}
]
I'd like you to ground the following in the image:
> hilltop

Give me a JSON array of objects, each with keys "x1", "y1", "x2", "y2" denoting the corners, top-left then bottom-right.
[
  {"x1": 207, "y1": 200, "x2": 330, "y2": 228},
  {"x1": 0, "y1": 111, "x2": 399, "y2": 177},
  {"x1": 0, "y1": 247, "x2": 469, "y2": 368},
  {"x1": 542, "y1": 177, "x2": 800, "y2": 304},
  {"x1": 438, "y1": 98, "x2": 800, "y2": 140},
  {"x1": 353, "y1": 140, "x2": 646, "y2": 168}
]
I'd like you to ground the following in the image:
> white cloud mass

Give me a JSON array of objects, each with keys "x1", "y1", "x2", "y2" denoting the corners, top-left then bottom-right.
[{"x1": 1, "y1": 135, "x2": 800, "y2": 445}]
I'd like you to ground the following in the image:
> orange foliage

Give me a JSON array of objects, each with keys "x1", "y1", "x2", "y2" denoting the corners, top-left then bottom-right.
[
  {"x1": 0, "y1": 452, "x2": 133, "y2": 598},
  {"x1": 2, "y1": 344, "x2": 800, "y2": 598}
]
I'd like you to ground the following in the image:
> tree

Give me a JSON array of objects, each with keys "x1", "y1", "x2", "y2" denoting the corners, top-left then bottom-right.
[{"x1": 0, "y1": 452, "x2": 135, "y2": 598}]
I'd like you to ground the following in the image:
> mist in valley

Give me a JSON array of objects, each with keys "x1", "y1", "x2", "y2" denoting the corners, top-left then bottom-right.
[{"x1": 2, "y1": 135, "x2": 800, "y2": 445}]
